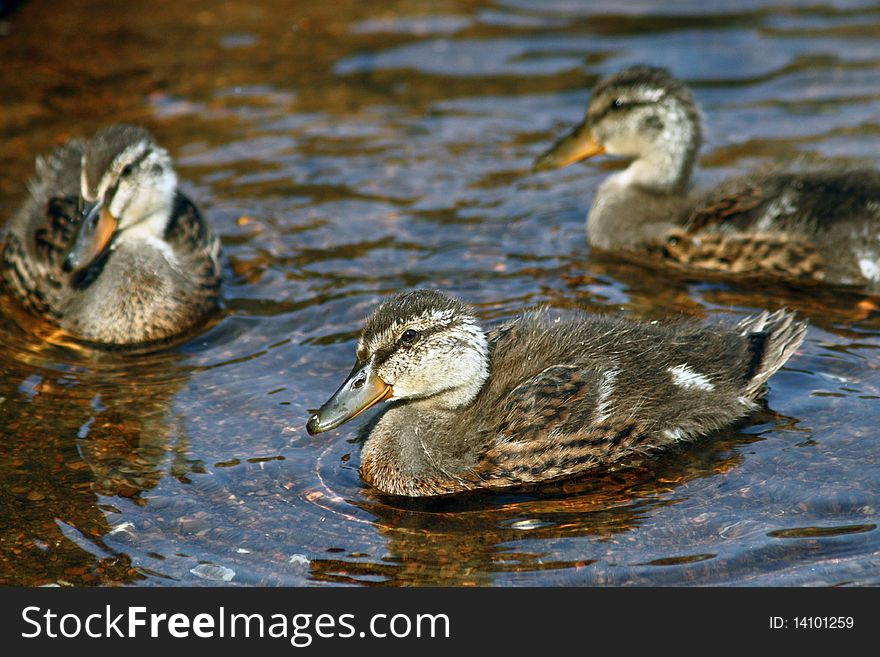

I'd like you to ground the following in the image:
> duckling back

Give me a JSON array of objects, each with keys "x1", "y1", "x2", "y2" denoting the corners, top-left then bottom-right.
[{"x1": 462, "y1": 308, "x2": 807, "y2": 492}]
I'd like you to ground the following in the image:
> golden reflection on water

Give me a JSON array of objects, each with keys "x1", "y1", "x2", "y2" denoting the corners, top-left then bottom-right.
[{"x1": 0, "y1": 316, "x2": 198, "y2": 584}]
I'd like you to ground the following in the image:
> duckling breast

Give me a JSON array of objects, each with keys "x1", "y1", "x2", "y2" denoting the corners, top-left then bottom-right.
[{"x1": 61, "y1": 240, "x2": 215, "y2": 344}]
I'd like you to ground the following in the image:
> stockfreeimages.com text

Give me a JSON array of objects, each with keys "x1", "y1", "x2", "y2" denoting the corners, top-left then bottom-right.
[{"x1": 22, "y1": 605, "x2": 450, "y2": 646}]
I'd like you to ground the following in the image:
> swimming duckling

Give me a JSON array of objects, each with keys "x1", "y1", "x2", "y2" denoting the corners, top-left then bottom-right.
[
  {"x1": 307, "y1": 289, "x2": 806, "y2": 497},
  {"x1": 1, "y1": 124, "x2": 221, "y2": 345},
  {"x1": 533, "y1": 65, "x2": 880, "y2": 289}
]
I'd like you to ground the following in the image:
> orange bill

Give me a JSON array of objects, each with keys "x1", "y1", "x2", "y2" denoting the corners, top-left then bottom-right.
[{"x1": 533, "y1": 120, "x2": 605, "y2": 172}]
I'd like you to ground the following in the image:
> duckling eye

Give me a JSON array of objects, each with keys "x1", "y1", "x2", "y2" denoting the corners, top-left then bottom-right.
[
  {"x1": 613, "y1": 97, "x2": 624, "y2": 108},
  {"x1": 120, "y1": 163, "x2": 135, "y2": 178},
  {"x1": 401, "y1": 329, "x2": 418, "y2": 343}
]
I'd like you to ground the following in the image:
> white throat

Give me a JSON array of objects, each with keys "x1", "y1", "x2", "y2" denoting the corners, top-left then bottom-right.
[{"x1": 115, "y1": 211, "x2": 179, "y2": 269}]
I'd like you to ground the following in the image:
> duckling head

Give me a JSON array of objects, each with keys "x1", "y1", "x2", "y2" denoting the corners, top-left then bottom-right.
[
  {"x1": 64, "y1": 125, "x2": 178, "y2": 273},
  {"x1": 533, "y1": 65, "x2": 701, "y2": 192},
  {"x1": 306, "y1": 290, "x2": 490, "y2": 435}
]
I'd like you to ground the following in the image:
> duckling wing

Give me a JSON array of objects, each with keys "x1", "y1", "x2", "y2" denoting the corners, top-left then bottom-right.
[
  {"x1": 495, "y1": 365, "x2": 596, "y2": 442},
  {"x1": 1, "y1": 196, "x2": 81, "y2": 318},
  {"x1": 662, "y1": 176, "x2": 821, "y2": 277},
  {"x1": 473, "y1": 364, "x2": 645, "y2": 486},
  {"x1": 669, "y1": 169, "x2": 880, "y2": 280},
  {"x1": 687, "y1": 170, "x2": 880, "y2": 232},
  {"x1": 1, "y1": 140, "x2": 86, "y2": 315},
  {"x1": 164, "y1": 192, "x2": 218, "y2": 254},
  {"x1": 162, "y1": 192, "x2": 222, "y2": 299},
  {"x1": 686, "y1": 183, "x2": 765, "y2": 232},
  {"x1": 660, "y1": 228, "x2": 823, "y2": 278},
  {"x1": 14, "y1": 138, "x2": 85, "y2": 249}
]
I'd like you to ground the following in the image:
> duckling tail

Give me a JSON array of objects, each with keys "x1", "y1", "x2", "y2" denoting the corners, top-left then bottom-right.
[{"x1": 737, "y1": 309, "x2": 808, "y2": 399}]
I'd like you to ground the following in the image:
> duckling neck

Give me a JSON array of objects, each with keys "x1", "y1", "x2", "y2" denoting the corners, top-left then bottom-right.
[
  {"x1": 359, "y1": 364, "x2": 490, "y2": 496},
  {"x1": 412, "y1": 384, "x2": 483, "y2": 411},
  {"x1": 360, "y1": 401, "x2": 475, "y2": 496},
  {"x1": 359, "y1": 327, "x2": 492, "y2": 495},
  {"x1": 588, "y1": 131, "x2": 698, "y2": 250},
  {"x1": 615, "y1": 124, "x2": 698, "y2": 194},
  {"x1": 118, "y1": 207, "x2": 172, "y2": 245}
]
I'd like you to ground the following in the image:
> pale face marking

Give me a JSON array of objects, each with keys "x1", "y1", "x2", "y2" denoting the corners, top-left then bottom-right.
[{"x1": 80, "y1": 158, "x2": 94, "y2": 202}]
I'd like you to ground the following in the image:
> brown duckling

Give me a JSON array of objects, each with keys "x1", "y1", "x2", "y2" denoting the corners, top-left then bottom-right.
[
  {"x1": 533, "y1": 65, "x2": 880, "y2": 289},
  {"x1": 1, "y1": 124, "x2": 221, "y2": 345},
  {"x1": 307, "y1": 289, "x2": 806, "y2": 497}
]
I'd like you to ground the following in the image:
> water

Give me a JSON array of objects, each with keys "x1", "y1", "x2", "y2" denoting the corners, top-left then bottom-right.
[{"x1": 0, "y1": 0, "x2": 878, "y2": 586}]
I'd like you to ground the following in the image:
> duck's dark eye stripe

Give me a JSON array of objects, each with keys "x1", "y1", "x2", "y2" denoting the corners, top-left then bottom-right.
[
  {"x1": 370, "y1": 322, "x2": 450, "y2": 367},
  {"x1": 117, "y1": 148, "x2": 152, "y2": 181},
  {"x1": 611, "y1": 99, "x2": 650, "y2": 112},
  {"x1": 590, "y1": 98, "x2": 653, "y2": 125}
]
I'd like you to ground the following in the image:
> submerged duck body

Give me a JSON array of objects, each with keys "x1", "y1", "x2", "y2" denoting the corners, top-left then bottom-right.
[
  {"x1": 534, "y1": 65, "x2": 880, "y2": 289},
  {"x1": 307, "y1": 290, "x2": 806, "y2": 497},
  {"x1": 1, "y1": 124, "x2": 221, "y2": 345}
]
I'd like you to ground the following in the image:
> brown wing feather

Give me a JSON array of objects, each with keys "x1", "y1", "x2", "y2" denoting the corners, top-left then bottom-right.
[
  {"x1": 470, "y1": 365, "x2": 648, "y2": 488},
  {"x1": 1, "y1": 194, "x2": 81, "y2": 318},
  {"x1": 164, "y1": 192, "x2": 223, "y2": 306},
  {"x1": 1, "y1": 139, "x2": 86, "y2": 317},
  {"x1": 33, "y1": 195, "x2": 80, "y2": 265},
  {"x1": 1, "y1": 232, "x2": 55, "y2": 317},
  {"x1": 660, "y1": 228, "x2": 824, "y2": 279},
  {"x1": 653, "y1": 179, "x2": 827, "y2": 279},
  {"x1": 686, "y1": 184, "x2": 764, "y2": 232}
]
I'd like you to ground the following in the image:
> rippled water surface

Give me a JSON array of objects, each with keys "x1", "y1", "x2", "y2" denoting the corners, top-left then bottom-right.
[{"x1": 1, "y1": 0, "x2": 879, "y2": 586}]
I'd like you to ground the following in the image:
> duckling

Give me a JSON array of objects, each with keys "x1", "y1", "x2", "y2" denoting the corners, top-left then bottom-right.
[
  {"x1": 533, "y1": 65, "x2": 880, "y2": 289},
  {"x1": 1, "y1": 124, "x2": 221, "y2": 345},
  {"x1": 306, "y1": 289, "x2": 806, "y2": 497}
]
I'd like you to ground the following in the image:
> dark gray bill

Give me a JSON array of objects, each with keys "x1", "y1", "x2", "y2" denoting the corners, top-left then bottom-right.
[
  {"x1": 63, "y1": 200, "x2": 118, "y2": 273},
  {"x1": 306, "y1": 362, "x2": 393, "y2": 435}
]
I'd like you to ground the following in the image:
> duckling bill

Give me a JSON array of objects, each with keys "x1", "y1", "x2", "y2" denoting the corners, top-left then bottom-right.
[
  {"x1": 63, "y1": 199, "x2": 118, "y2": 274},
  {"x1": 1, "y1": 124, "x2": 222, "y2": 345},
  {"x1": 534, "y1": 65, "x2": 880, "y2": 289},
  {"x1": 307, "y1": 289, "x2": 806, "y2": 497}
]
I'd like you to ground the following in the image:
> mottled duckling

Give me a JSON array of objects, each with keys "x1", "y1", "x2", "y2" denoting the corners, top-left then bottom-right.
[
  {"x1": 307, "y1": 290, "x2": 806, "y2": 497},
  {"x1": 1, "y1": 125, "x2": 221, "y2": 345},
  {"x1": 533, "y1": 65, "x2": 880, "y2": 289}
]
